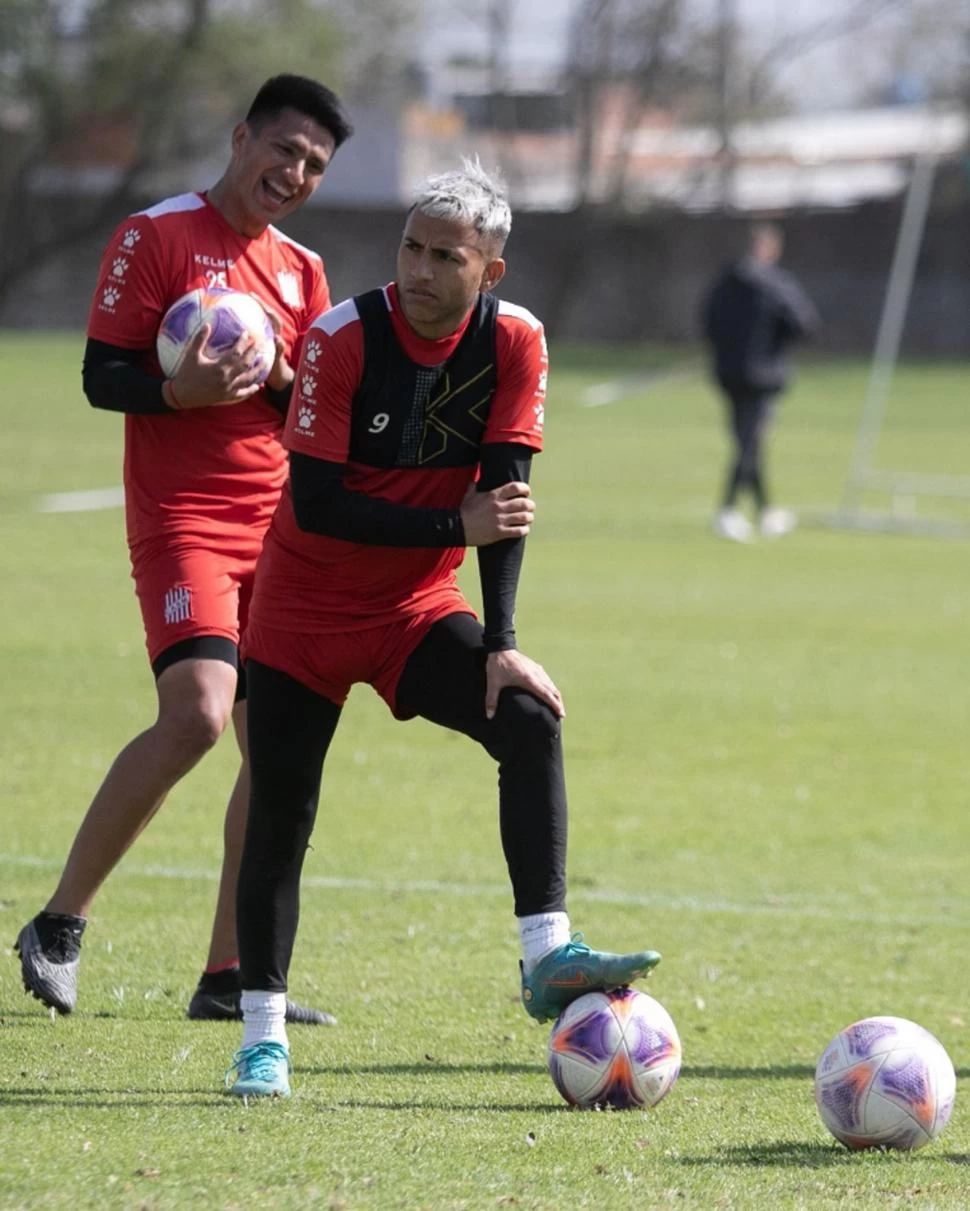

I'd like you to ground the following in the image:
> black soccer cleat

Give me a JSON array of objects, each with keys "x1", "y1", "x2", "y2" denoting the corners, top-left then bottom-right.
[
  {"x1": 187, "y1": 979, "x2": 336, "y2": 1026},
  {"x1": 15, "y1": 915, "x2": 86, "y2": 1015}
]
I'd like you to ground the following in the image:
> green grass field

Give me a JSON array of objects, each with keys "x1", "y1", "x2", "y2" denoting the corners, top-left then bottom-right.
[{"x1": 1, "y1": 332, "x2": 969, "y2": 1210}]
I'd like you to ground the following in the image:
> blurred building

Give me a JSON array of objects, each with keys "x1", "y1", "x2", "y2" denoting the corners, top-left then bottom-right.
[
  {"x1": 395, "y1": 82, "x2": 969, "y2": 212},
  {"x1": 27, "y1": 85, "x2": 969, "y2": 216},
  {"x1": 618, "y1": 106, "x2": 970, "y2": 211}
]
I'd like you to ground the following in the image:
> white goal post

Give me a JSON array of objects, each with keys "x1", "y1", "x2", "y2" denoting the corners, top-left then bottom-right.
[{"x1": 828, "y1": 153, "x2": 970, "y2": 538}]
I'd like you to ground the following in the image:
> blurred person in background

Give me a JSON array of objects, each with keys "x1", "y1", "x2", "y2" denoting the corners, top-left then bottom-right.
[
  {"x1": 15, "y1": 74, "x2": 351, "y2": 1026},
  {"x1": 702, "y1": 221, "x2": 819, "y2": 542}
]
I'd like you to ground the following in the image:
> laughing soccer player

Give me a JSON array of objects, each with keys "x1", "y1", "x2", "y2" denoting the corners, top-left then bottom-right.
[
  {"x1": 224, "y1": 159, "x2": 662, "y2": 1098},
  {"x1": 16, "y1": 75, "x2": 351, "y2": 1026}
]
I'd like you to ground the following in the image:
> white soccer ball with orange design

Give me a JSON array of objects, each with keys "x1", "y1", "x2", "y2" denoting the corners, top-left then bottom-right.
[
  {"x1": 156, "y1": 287, "x2": 276, "y2": 382},
  {"x1": 814, "y1": 1015, "x2": 956, "y2": 1150}
]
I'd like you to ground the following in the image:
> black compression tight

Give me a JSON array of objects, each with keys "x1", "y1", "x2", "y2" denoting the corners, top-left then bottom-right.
[
  {"x1": 396, "y1": 613, "x2": 568, "y2": 921},
  {"x1": 237, "y1": 612, "x2": 568, "y2": 993},
  {"x1": 722, "y1": 389, "x2": 778, "y2": 510},
  {"x1": 238, "y1": 661, "x2": 341, "y2": 995}
]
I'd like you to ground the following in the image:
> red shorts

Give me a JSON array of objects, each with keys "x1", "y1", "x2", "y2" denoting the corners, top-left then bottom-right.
[
  {"x1": 131, "y1": 539, "x2": 259, "y2": 665},
  {"x1": 243, "y1": 601, "x2": 474, "y2": 717}
]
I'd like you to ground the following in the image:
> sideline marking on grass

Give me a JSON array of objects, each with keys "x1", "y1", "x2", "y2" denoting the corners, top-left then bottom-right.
[
  {"x1": 3, "y1": 852, "x2": 968, "y2": 928},
  {"x1": 35, "y1": 487, "x2": 124, "y2": 513},
  {"x1": 580, "y1": 364, "x2": 700, "y2": 408}
]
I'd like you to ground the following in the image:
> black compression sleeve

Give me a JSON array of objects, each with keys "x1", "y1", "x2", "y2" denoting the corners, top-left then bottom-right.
[
  {"x1": 476, "y1": 443, "x2": 534, "y2": 653},
  {"x1": 289, "y1": 451, "x2": 465, "y2": 547},
  {"x1": 82, "y1": 338, "x2": 174, "y2": 415}
]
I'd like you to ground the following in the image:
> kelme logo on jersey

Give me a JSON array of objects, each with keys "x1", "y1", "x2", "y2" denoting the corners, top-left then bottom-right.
[
  {"x1": 295, "y1": 404, "x2": 316, "y2": 435},
  {"x1": 277, "y1": 270, "x2": 301, "y2": 307},
  {"x1": 194, "y1": 254, "x2": 235, "y2": 270},
  {"x1": 99, "y1": 285, "x2": 122, "y2": 312}
]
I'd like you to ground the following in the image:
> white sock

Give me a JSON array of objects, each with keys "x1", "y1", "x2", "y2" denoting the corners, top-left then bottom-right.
[
  {"x1": 241, "y1": 991, "x2": 289, "y2": 1050},
  {"x1": 518, "y1": 912, "x2": 571, "y2": 974}
]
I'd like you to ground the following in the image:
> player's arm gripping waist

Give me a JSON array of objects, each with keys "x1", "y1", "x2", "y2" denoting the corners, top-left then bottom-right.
[{"x1": 289, "y1": 451, "x2": 465, "y2": 547}]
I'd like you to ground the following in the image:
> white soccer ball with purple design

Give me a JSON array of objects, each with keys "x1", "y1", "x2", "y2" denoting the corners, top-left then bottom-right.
[
  {"x1": 156, "y1": 287, "x2": 276, "y2": 382},
  {"x1": 547, "y1": 987, "x2": 681, "y2": 1109},
  {"x1": 814, "y1": 1015, "x2": 956, "y2": 1150}
]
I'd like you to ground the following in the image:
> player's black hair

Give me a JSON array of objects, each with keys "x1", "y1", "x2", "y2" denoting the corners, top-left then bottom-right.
[{"x1": 246, "y1": 74, "x2": 353, "y2": 149}]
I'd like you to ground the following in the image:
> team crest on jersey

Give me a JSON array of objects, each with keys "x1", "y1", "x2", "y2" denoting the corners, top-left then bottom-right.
[
  {"x1": 277, "y1": 270, "x2": 301, "y2": 307},
  {"x1": 163, "y1": 585, "x2": 192, "y2": 625}
]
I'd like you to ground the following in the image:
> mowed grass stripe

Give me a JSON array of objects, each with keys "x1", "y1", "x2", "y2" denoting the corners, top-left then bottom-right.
[{"x1": 3, "y1": 851, "x2": 970, "y2": 928}]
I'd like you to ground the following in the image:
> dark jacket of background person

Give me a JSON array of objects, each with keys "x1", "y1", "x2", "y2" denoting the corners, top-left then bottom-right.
[{"x1": 703, "y1": 256, "x2": 819, "y2": 394}]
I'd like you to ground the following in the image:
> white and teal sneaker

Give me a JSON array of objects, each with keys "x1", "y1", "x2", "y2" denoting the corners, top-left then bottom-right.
[{"x1": 225, "y1": 1041, "x2": 291, "y2": 1098}]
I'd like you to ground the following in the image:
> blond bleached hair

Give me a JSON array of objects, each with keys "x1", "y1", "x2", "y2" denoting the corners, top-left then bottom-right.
[{"x1": 411, "y1": 157, "x2": 512, "y2": 251}]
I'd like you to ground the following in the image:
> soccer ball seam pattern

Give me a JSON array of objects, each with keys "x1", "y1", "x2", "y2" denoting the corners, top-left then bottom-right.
[{"x1": 156, "y1": 287, "x2": 276, "y2": 384}]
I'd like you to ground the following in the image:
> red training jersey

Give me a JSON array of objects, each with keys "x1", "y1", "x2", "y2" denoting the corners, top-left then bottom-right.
[
  {"x1": 251, "y1": 283, "x2": 548, "y2": 633},
  {"x1": 86, "y1": 192, "x2": 331, "y2": 556}
]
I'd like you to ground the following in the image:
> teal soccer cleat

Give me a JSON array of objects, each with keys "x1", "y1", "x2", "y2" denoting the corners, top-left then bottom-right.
[
  {"x1": 225, "y1": 1041, "x2": 291, "y2": 1098},
  {"x1": 520, "y1": 934, "x2": 662, "y2": 1023}
]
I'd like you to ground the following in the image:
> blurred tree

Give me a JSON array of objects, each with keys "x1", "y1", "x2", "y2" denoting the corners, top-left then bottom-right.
[
  {"x1": 742, "y1": 0, "x2": 911, "y2": 112},
  {"x1": 0, "y1": 0, "x2": 413, "y2": 307},
  {"x1": 565, "y1": 0, "x2": 718, "y2": 209},
  {"x1": 324, "y1": 0, "x2": 423, "y2": 103},
  {"x1": 842, "y1": 0, "x2": 970, "y2": 109},
  {"x1": 561, "y1": 0, "x2": 943, "y2": 213}
]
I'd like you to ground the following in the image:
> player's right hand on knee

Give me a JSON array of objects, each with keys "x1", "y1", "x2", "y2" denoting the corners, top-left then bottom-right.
[
  {"x1": 460, "y1": 481, "x2": 534, "y2": 546},
  {"x1": 163, "y1": 327, "x2": 264, "y2": 410}
]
